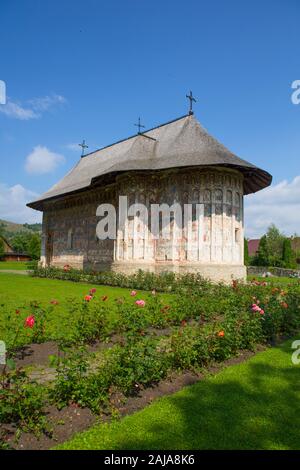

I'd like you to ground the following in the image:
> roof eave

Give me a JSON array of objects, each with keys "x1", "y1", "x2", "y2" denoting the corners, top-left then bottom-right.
[{"x1": 27, "y1": 163, "x2": 272, "y2": 211}]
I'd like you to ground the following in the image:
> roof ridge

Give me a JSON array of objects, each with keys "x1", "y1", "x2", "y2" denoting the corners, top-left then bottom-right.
[{"x1": 82, "y1": 114, "x2": 191, "y2": 158}]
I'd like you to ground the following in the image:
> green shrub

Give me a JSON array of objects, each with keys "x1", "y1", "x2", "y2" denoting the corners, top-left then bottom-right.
[{"x1": 0, "y1": 367, "x2": 49, "y2": 438}]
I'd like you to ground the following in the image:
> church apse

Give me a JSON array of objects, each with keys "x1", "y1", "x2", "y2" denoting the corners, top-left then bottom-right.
[{"x1": 112, "y1": 168, "x2": 244, "y2": 281}]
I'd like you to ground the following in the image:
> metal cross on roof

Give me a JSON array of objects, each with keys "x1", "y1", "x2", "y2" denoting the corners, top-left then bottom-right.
[
  {"x1": 134, "y1": 117, "x2": 145, "y2": 134},
  {"x1": 186, "y1": 90, "x2": 197, "y2": 115},
  {"x1": 79, "y1": 139, "x2": 89, "y2": 157}
]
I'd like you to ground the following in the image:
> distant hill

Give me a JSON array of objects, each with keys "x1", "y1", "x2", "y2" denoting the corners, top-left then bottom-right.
[{"x1": 0, "y1": 219, "x2": 42, "y2": 235}]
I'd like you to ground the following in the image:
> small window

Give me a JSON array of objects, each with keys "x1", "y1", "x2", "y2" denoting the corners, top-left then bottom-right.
[
  {"x1": 67, "y1": 229, "x2": 74, "y2": 250},
  {"x1": 235, "y1": 228, "x2": 240, "y2": 244}
]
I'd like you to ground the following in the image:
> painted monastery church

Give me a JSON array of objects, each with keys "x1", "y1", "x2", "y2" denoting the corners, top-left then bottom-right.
[{"x1": 28, "y1": 113, "x2": 272, "y2": 282}]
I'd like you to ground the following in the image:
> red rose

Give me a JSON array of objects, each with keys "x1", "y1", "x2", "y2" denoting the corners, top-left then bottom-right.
[{"x1": 24, "y1": 315, "x2": 35, "y2": 328}]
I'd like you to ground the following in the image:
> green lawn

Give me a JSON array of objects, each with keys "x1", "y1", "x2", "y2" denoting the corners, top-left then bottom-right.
[
  {"x1": 247, "y1": 275, "x2": 300, "y2": 286},
  {"x1": 0, "y1": 272, "x2": 138, "y2": 305},
  {"x1": 0, "y1": 273, "x2": 155, "y2": 346},
  {"x1": 0, "y1": 261, "x2": 31, "y2": 270},
  {"x1": 56, "y1": 337, "x2": 300, "y2": 450}
]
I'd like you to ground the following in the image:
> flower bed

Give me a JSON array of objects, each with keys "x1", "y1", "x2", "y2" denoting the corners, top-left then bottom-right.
[{"x1": 1, "y1": 276, "x2": 300, "y2": 447}]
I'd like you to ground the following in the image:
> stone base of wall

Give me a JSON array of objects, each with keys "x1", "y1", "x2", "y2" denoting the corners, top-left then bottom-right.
[
  {"x1": 42, "y1": 257, "x2": 246, "y2": 284},
  {"x1": 110, "y1": 261, "x2": 246, "y2": 284},
  {"x1": 40, "y1": 255, "x2": 85, "y2": 270}
]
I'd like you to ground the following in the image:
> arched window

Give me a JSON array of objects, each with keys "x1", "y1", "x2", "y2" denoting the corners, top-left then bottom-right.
[
  {"x1": 226, "y1": 190, "x2": 232, "y2": 204},
  {"x1": 204, "y1": 189, "x2": 211, "y2": 203},
  {"x1": 214, "y1": 189, "x2": 223, "y2": 203}
]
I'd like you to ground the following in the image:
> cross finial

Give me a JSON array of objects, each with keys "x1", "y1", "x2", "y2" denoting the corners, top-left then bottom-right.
[
  {"x1": 186, "y1": 90, "x2": 197, "y2": 115},
  {"x1": 134, "y1": 117, "x2": 145, "y2": 134},
  {"x1": 79, "y1": 139, "x2": 88, "y2": 157}
]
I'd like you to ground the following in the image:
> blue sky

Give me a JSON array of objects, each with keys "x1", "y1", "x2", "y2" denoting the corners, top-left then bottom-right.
[{"x1": 0, "y1": 0, "x2": 299, "y2": 237}]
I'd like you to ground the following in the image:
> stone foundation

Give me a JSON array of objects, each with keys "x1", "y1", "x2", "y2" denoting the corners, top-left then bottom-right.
[{"x1": 110, "y1": 261, "x2": 246, "y2": 283}]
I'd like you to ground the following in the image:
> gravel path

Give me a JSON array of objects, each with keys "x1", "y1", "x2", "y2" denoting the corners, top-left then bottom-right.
[{"x1": 0, "y1": 269, "x2": 32, "y2": 275}]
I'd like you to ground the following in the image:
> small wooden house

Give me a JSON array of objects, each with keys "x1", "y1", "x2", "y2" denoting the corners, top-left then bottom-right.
[{"x1": 0, "y1": 236, "x2": 31, "y2": 262}]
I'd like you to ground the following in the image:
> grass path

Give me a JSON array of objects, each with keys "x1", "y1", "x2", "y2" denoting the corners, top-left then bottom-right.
[
  {"x1": 56, "y1": 337, "x2": 300, "y2": 450},
  {"x1": 0, "y1": 261, "x2": 31, "y2": 270}
]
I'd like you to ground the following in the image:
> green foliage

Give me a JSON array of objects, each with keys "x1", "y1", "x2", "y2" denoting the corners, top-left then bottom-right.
[
  {"x1": 10, "y1": 231, "x2": 41, "y2": 259},
  {"x1": 1, "y1": 271, "x2": 300, "y2": 431},
  {"x1": 266, "y1": 224, "x2": 285, "y2": 266},
  {"x1": 27, "y1": 233, "x2": 41, "y2": 260},
  {"x1": 111, "y1": 338, "x2": 169, "y2": 393},
  {"x1": 32, "y1": 265, "x2": 213, "y2": 293},
  {"x1": 0, "y1": 237, "x2": 4, "y2": 259},
  {"x1": 255, "y1": 235, "x2": 269, "y2": 266},
  {"x1": 23, "y1": 223, "x2": 42, "y2": 232},
  {"x1": 56, "y1": 338, "x2": 300, "y2": 451},
  {"x1": 0, "y1": 367, "x2": 49, "y2": 438},
  {"x1": 244, "y1": 238, "x2": 249, "y2": 266},
  {"x1": 282, "y1": 238, "x2": 297, "y2": 269},
  {"x1": 252, "y1": 225, "x2": 298, "y2": 269},
  {"x1": 49, "y1": 345, "x2": 91, "y2": 410}
]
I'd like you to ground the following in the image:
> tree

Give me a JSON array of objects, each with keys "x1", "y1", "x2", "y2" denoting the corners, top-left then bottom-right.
[
  {"x1": 27, "y1": 233, "x2": 41, "y2": 260},
  {"x1": 282, "y1": 238, "x2": 297, "y2": 269},
  {"x1": 266, "y1": 224, "x2": 284, "y2": 266},
  {"x1": 0, "y1": 225, "x2": 5, "y2": 259},
  {"x1": 244, "y1": 238, "x2": 249, "y2": 266},
  {"x1": 0, "y1": 237, "x2": 4, "y2": 259},
  {"x1": 11, "y1": 231, "x2": 41, "y2": 260},
  {"x1": 255, "y1": 235, "x2": 269, "y2": 266},
  {"x1": 11, "y1": 232, "x2": 30, "y2": 254}
]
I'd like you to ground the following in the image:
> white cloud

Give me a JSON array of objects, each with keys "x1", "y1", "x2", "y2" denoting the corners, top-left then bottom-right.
[
  {"x1": 25, "y1": 145, "x2": 65, "y2": 174},
  {"x1": 0, "y1": 183, "x2": 41, "y2": 224},
  {"x1": 245, "y1": 176, "x2": 300, "y2": 238},
  {"x1": 0, "y1": 93, "x2": 66, "y2": 120},
  {"x1": 0, "y1": 100, "x2": 39, "y2": 120},
  {"x1": 28, "y1": 94, "x2": 66, "y2": 112},
  {"x1": 65, "y1": 142, "x2": 80, "y2": 151}
]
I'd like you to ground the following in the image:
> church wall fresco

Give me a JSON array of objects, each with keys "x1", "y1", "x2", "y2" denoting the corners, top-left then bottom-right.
[{"x1": 40, "y1": 167, "x2": 246, "y2": 282}]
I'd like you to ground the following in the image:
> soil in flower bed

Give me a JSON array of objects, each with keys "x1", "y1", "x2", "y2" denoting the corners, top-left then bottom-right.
[
  {"x1": 3, "y1": 405, "x2": 96, "y2": 450},
  {"x1": 2, "y1": 347, "x2": 264, "y2": 450},
  {"x1": 13, "y1": 335, "x2": 123, "y2": 368}
]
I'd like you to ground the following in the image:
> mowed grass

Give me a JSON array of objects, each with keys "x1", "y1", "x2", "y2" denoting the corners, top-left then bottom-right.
[
  {"x1": 0, "y1": 272, "x2": 136, "y2": 305},
  {"x1": 0, "y1": 261, "x2": 30, "y2": 270},
  {"x1": 247, "y1": 275, "x2": 300, "y2": 286},
  {"x1": 0, "y1": 273, "x2": 154, "y2": 343},
  {"x1": 56, "y1": 337, "x2": 300, "y2": 450}
]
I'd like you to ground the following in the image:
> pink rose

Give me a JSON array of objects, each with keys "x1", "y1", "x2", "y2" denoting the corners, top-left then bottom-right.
[
  {"x1": 130, "y1": 290, "x2": 137, "y2": 296},
  {"x1": 135, "y1": 299, "x2": 146, "y2": 307},
  {"x1": 251, "y1": 304, "x2": 261, "y2": 312}
]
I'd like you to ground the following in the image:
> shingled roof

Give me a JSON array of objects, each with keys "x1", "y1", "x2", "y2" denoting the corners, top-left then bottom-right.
[{"x1": 28, "y1": 114, "x2": 272, "y2": 211}]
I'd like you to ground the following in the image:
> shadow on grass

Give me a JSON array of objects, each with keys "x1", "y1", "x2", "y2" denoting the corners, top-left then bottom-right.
[{"x1": 106, "y1": 341, "x2": 300, "y2": 450}]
